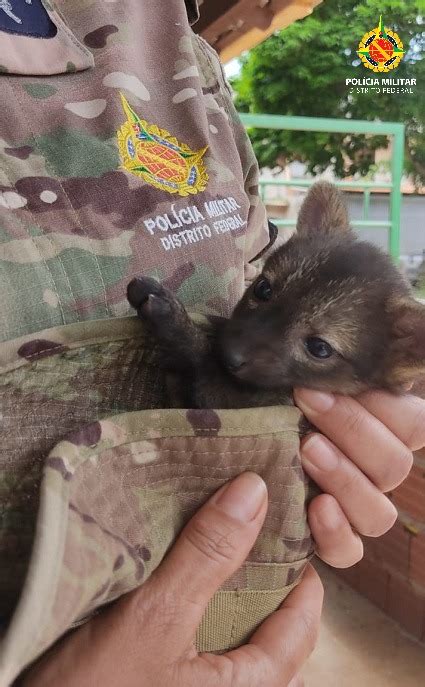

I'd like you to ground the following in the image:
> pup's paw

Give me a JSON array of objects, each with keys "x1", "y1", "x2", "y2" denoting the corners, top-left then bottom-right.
[{"x1": 127, "y1": 277, "x2": 179, "y2": 323}]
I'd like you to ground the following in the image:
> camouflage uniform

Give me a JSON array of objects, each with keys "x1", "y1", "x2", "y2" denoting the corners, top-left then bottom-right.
[
  {"x1": 0, "y1": 2, "x2": 311, "y2": 683},
  {"x1": 0, "y1": 0, "x2": 273, "y2": 342}
]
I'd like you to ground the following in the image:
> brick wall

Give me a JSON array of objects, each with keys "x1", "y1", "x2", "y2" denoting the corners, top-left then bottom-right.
[{"x1": 337, "y1": 444, "x2": 425, "y2": 642}]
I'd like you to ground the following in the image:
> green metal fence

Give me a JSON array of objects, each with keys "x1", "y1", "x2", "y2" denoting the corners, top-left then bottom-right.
[{"x1": 238, "y1": 113, "x2": 405, "y2": 260}]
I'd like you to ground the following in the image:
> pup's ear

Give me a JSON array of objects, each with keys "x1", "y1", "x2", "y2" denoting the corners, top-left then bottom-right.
[
  {"x1": 296, "y1": 181, "x2": 351, "y2": 236},
  {"x1": 386, "y1": 297, "x2": 425, "y2": 387}
]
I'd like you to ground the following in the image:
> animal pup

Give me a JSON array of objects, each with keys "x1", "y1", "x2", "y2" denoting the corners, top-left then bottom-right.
[{"x1": 127, "y1": 182, "x2": 425, "y2": 409}]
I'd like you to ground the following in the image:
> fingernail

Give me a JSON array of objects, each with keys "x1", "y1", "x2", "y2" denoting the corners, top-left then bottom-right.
[
  {"x1": 301, "y1": 434, "x2": 339, "y2": 472},
  {"x1": 214, "y1": 472, "x2": 267, "y2": 522},
  {"x1": 315, "y1": 497, "x2": 343, "y2": 531},
  {"x1": 294, "y1": 388, "x2": 335, "y2": 414}
]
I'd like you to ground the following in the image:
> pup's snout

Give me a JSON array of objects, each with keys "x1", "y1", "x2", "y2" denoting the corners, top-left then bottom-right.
[{"x1": 223, "y1": 349, "x2": 247, "y2": 373}]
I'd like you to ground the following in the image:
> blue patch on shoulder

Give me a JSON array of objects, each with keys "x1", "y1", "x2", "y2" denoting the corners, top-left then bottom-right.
[{"x1": 0, "y1": 0, "x2": 57, "y2": 38}]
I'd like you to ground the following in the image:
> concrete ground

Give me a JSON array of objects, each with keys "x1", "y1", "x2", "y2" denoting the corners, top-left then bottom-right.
[{"x1": 302, "y1": 563, "x2": 425, "y2": 687}]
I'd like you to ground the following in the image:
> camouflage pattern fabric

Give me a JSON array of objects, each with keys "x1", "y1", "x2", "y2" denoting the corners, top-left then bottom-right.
[
  {"x1": 0, "y1": 2, "x2": 308, "y2": 683},
  {"x1": 0, "y1": 316, "x2": 312, "y2": 685},
  {"x1": 0, "y1": 0, "x2": 270, "y2": 343}
]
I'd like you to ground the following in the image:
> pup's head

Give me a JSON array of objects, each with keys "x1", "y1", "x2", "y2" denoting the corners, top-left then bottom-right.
[{"x1": 220, "y1": 182, "x2": 425, "y2": 395}]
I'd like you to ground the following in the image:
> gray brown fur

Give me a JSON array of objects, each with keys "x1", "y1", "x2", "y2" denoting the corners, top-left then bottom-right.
[{"x1": 127, "y1": 182, "x2": 425, "y2": 409}]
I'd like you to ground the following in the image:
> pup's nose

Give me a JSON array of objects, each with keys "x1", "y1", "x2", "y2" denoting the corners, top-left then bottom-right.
[{"x1": 224, "y1": 350, "x2": 247, "y2": 373}]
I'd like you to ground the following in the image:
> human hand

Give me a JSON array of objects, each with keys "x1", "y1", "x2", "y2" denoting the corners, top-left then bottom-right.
[
  {"x1": 294, "y1": 388, "x2": 425, "y2": 568},
  {"x1": 21, "y1": 473, "x2": 323, "y2": 687}
]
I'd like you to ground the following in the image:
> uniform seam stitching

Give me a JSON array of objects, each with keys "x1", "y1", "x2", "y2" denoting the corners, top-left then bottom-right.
[
  {"x1": 1, "y1": 84, "x2": 68, "y2": 330},
  {"x1": 10, "y1": 83, "x2": 111, "y2": 318}
]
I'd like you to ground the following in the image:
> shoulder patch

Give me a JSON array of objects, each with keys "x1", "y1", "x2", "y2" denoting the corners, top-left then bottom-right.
[
  {"x1": 0, "y1": 0, "x2": 57, "y2": 38},
  {"x1": 117, "y1": 93, "x2": 209, "y2": 197}
]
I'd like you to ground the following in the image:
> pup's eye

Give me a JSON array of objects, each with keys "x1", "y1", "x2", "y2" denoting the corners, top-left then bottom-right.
[
  {"x1": 253, "y1": 277, "x2": 272, "y2": 301},
  {"x1": 305, "y1": 337, "x2": 334, "y2": 359}
]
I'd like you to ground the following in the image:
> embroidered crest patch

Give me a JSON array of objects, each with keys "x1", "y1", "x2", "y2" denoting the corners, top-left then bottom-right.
[
  {"x1": 0, "y1": 0, "x2": 57, "y2": 38},
  {"x1": 117, "y1": 93, "x2": 209, "y2": 196}
]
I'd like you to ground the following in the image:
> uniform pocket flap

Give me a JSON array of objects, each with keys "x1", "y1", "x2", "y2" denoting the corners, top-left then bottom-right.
[{"x1": 0, "y1": 405, "x2": 312, "y2": 682}]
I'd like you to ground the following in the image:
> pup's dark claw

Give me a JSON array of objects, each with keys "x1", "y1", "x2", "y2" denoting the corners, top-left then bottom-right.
[
  {"x1": 141, "y1": 293, "x2": 172, "y2": 319},
  {"x1": 127, "y1": 276, "x2": 181, "y2": 328},
  {"x1": 127, "y1": 277, "x2": 164, "y2": 310}
]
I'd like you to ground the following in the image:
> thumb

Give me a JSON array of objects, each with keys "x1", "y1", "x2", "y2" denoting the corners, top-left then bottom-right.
[{"x1": 141, "y1": 472, "x2": 267, "y2": 652}]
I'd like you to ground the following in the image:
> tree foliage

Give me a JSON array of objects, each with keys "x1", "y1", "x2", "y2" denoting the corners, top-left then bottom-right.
[{"x1": 232, "y1": 0, "x2": 425, "y2": 184}]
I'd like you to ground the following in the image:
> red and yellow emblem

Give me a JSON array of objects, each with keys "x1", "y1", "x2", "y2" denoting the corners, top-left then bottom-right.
[
  {"x1": 357, "y1": 15, "x2": 404, "y2": 73},
  {"x1": 117, "y1": 93, "x2": 209, "y2": 196}
]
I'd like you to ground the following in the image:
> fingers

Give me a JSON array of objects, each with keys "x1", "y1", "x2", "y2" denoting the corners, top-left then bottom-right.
[
  {"x1": 294, "y1": 389, "x2": 413, "y2": 492},
  {"x1": 228, "y1": 564, "x2": 323, "y2": 687},
  {"x1": 301, "y1": 433, "x2": 397, "y2": 537},
  {"x1": 288, "y1": 676, "x2": 305, "y2": 687},
  {"x1": 135, "y1": 472, "x2": 268, "y2": 654},
  {"x1": 308, "y1": 494, "x2": 364, "y2": 567},
  {"x1": 357, "y1": 391, "x2": 425, "y2": 452}
]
